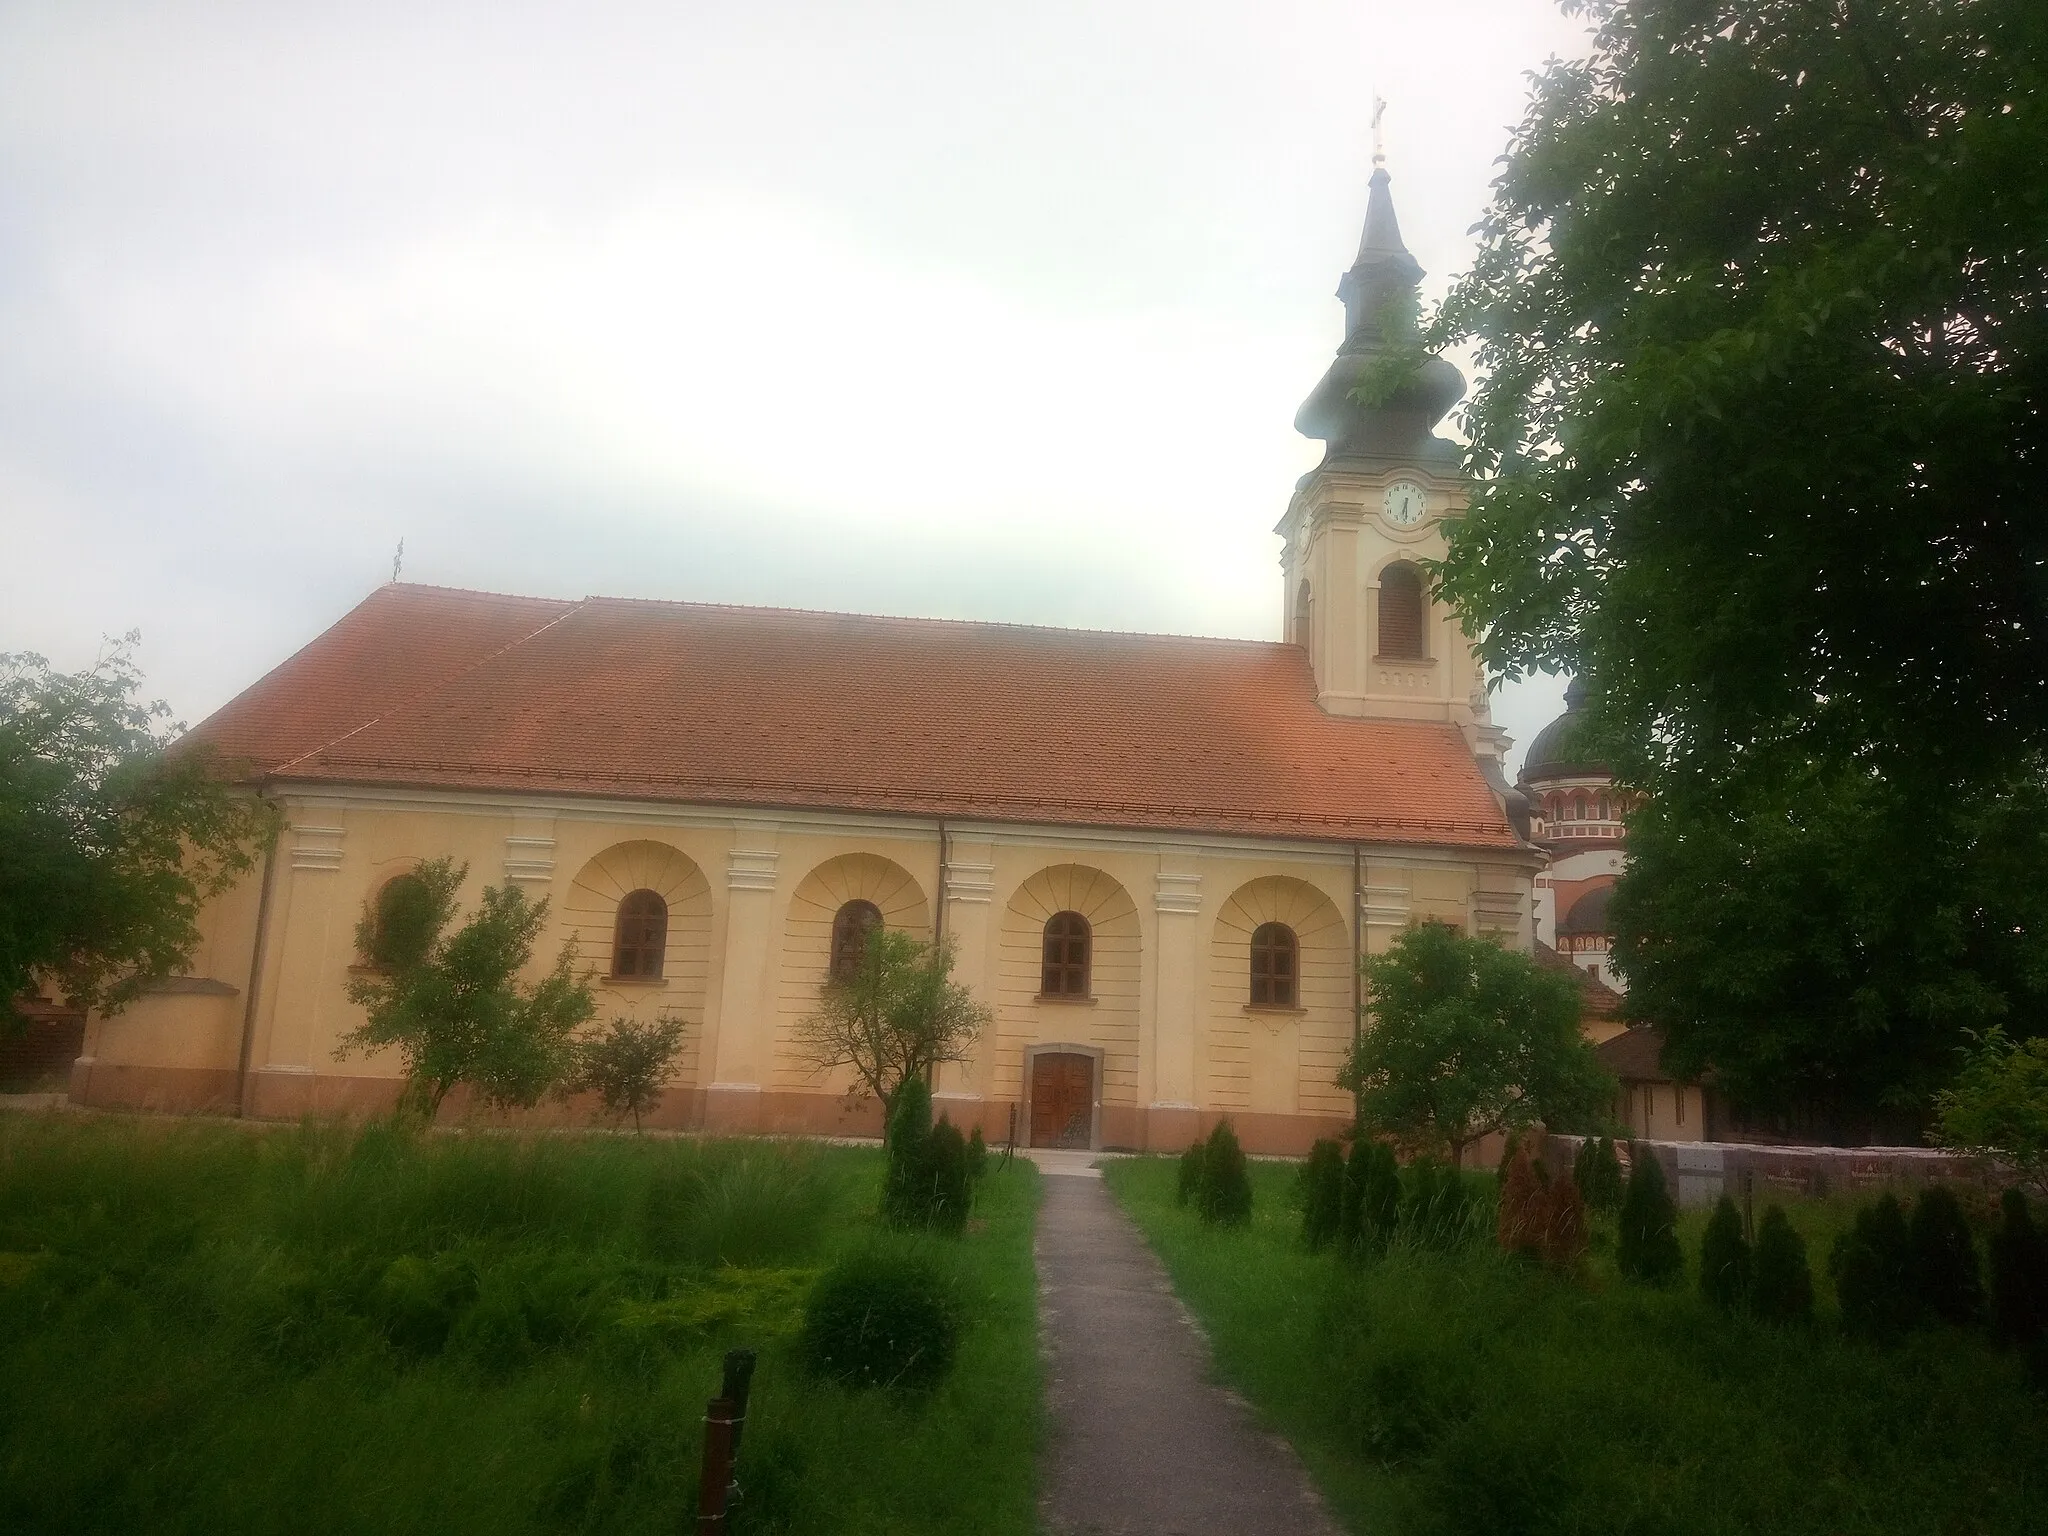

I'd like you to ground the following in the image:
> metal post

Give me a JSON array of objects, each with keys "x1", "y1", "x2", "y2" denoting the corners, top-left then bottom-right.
[
  {"x1": 697, "y1": 1398, "x2": 737, "y2": 1534},
  {"x1": 720, "y1": 1349, "x2": 756, "y2": 1471}
]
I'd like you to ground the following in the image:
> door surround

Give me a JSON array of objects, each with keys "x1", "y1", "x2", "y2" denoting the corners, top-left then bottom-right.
[{"x1": 1022, "y1": 1042, "x2": 1104, "y2": 1151}]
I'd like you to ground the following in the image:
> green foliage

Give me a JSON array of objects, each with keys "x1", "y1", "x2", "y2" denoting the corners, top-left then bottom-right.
[
  {"x1": 1907, "y1": 1186, "x2": 1984, "y2": 1326},
  {"x1": 1108, "y1": 1156, "x2": 2048, "y2": 1536},
  {"x1": 1831, "y1": 1195, "x2": 1919, "y2": 1343},
  {"x1": 1196, "y1": 1120, "x2": 1252, "y2": 1227},
  {"x1": 796, "y1": 929, "x2": 991, "y2": 1112},
  {"x1": 1617, "y1": 1147, "x2": 1683, "y2": 1286},
  {"x1": 1935, "y1": 1028, "x2": 2048, "y2": 1196},
  {"x1": 1401, "y1": 1158, "x2": 1477, "y2": 1251},
  {"x1": 1751, "y1": 1207, "x2": 1815, "y2": 1327},
  {"x1": 1340, "y1": 923, "x2": 1615, "y2": 1168},
  {"x1": 0, "y1": 638, "x2": 279, "y2": 1027},
  {"x1": 368, "y1": 870, "x2": 445, "y2": 973},
  {"x1": 1416, "y1": 0, "x2": 2048, "y2": 1125},
  {"x1": 1177, "y1": 1139, "x2": 1207, "y2": 1207},
  {"x1": 1300, "y1": 1139, "x2": 1345, "y2": 1251},
  {"x1": 565, "y1": 1014, "x2": 685, "y2": 1131},
  {"x1": 882, "y1": 1076, "x2": 934, "y2": 1228},
  {"x1": 0, "y1": 1117, "x2": 1044, "y2": 1536},
  {"x1": 966, "y1": 1124, "x2": 988, "y2": 1181},
  {"x1": 1359, "y1": 1142, "x2": 1403, "y2": 1254},
  {"x1": 1699, "y1": 1196, "x2": 1752, "y2": 1313},
  {"x1": 341, "y1": 859, "x2": 595, "y2": 1119},
  {"x1": 1496, "y1": 1141, "x2": 1546, "y2": 1261},
  {"x1": 1573, "y1": 1136, "x2": 1625, "y2": 1214},
  {"x1": 1535, "y1": 1170, "x2": 1588, "y2": 1275},
  {"x1": 1990, "y1": 1190, "x2": 2048, "y2": 1348},
  {"x1": 922, "y1": 1118, "x2": 972, "y2": 1238},
  {"x1": 798, "y1": 1245, "x2": 960, "y2": 1392}
]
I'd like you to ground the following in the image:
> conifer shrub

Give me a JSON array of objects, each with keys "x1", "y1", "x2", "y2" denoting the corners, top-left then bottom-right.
[
  {"x1": 1990, "y1": 1188, "x2": 2048, "y2": 1348},
  {"x1": 1198, "y1": 1120, "x2": 1253, "y2": 1226},
  {"x1": 1177, "y1": 1140, "x2": 1208, "y2": 1209},
  {"x1": 1908, "y1": 1185, "x2": 1985, "y2": 1325},
  {"x1": 1699, "y1": 1194, "x2": 1752, "y2": 1312},
  {"x1": 1496, "y1": 1141, "x2": 1547, "y2": 1260},
  {"x1": 966, "y1": 1124, "x2": 989, "y2": 1181},
  {"x1": 882, "y1": 1077, "x2": 934, "y2": 1229},
  {"x1": 1301, "y1": 1138, "x2": 1346, "y2": 1251},
  {"x1": 1362, "y1": 1143, "x2": 1403, "y2": 1252},
  {"x1": 1831, "y1": 1194, "x2": 1919, "y2": 1342},
  {"x1": 1339, "y1": 1136, "x2": 1372, "y2": 1250},
  {"x1": 1574, "y1": 1136, "x2": 1625, "y2": 1213},
  {"x1": 1617, "y1": 1144, "x2": 1683, "y2": 1285},
  {"x1": 923, "y1": 1116, "x2": 972, "y2": 1237},
  {"x1": 1751, "y1": 1205, "x2": 1815, "y2": 1325},
  {"x1": 1403, "y1": 1157, "x2": 1473, "y2": 1250},
  {"x1": 1536, "y1": 1170, "x2": 1589, "y2": 1273},
  {"x1": 798, "y1": 1245, "x2": 959, "y2": 1392}
]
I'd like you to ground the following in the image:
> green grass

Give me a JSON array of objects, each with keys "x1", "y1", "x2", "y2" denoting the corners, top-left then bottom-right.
[
  {"x1": 0, "y1": 1113, "x2": 1041, "y2": 1536},
  {"x1": 1106, "y1": 1155, "x2": 2048, "y2": 1536}
]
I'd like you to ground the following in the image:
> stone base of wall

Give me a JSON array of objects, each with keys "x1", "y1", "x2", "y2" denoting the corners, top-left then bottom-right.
[
  {"x1": 1543, "y1": 1133, "x2": 1997, "y2": 1208},
  {"x1": 70, "y1": 1063, "x2": 1348, "y2": 1157}
]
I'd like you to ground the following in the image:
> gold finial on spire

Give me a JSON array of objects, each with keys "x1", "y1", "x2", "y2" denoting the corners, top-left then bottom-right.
[{"x1": 1371, "y1": 94, "x2": 1388, "y2": 166}]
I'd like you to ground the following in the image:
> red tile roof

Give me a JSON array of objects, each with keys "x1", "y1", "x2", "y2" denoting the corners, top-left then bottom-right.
[{"x1": 192, "y1": 584, "x2": 1521, "y2": 849}]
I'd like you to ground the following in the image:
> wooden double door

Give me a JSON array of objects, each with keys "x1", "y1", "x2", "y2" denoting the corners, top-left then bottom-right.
[{"x1": 1030, "y1": 1052, "x2": 1095, "y2": 1149}]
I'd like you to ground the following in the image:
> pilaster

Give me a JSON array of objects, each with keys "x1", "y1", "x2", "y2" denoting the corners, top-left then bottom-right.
[
  {"x1": 705, "y1": 830, "x2": 780, "y2": 1130},
  {"x1": 1146, "y1": 849, "x2": 1203, "y2": 1150},
  {"x1": 937, "y1": 842, "x2": 996, "y2": 1102}
]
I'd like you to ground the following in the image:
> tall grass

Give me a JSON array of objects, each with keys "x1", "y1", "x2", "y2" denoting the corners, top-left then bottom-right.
[
  {"x1": 1107, "y1": 1155, "x2": 2048, "y2": 1536},
  {"x1": 0, "y1": 1114, "x2": 1040, "y2": 1536}
]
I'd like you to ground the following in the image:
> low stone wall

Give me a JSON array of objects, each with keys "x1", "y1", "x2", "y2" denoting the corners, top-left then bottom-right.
[{"x1": 1542, "y1": 1134, "x2": 1997, "y2": 1208}]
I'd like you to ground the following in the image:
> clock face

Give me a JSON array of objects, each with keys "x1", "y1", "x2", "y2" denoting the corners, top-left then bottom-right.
[{"x1": 1384, "y1": 479, "x2": 1428, "y2": 527}]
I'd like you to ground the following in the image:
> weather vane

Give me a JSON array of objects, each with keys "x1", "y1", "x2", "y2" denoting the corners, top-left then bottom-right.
[{"x1": 1372, "y1": 94, "x2": 1388, "y2": 165}]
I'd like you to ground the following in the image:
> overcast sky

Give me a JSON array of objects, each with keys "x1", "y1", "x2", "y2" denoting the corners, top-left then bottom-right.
[{"x1": 1, "y1": 0, "x2": 1583, "y2": 776}]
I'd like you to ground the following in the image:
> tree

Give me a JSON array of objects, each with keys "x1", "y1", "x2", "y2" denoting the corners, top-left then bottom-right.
[
  {"x1": 1830, "y1": 1194, "x2": 1920, "y2": 1342},
  {"x1": 795, "y1": 928, "x2": 991, "y2": 1118},
  {"x1": 1339, "y1": 923, "x2": 1615, "y2": 1168},
  {"x1": 882, "y1": 1075, "x2": 934, "y2": 1228},
  {"x1": 1989, "y1": 1190, "x2": 2048, "y2": 1349},
  {"x1": 1907, "y1": 1185, "x2": 1985, "y2": 1326},
  {"x1": 1196, "y1": 1119, "x2": 1252, "y2": 1227},
  {"x1": 1410, "y1": 0, "x2": 2048, "y2": 1124},
  {"x1": 1751, "y1": 1206, "x2": 1815, "y2": 1325},
  {"x1": 566, "y1": 1014, "x2": 685, "y2": 1132},
  {"x1": 1699, "y1": 1195, "x2": 1753, "y2": 1312},
  {"x1": 1616, "y1": 1146, "x2": 1683, "y2": 1286},
  {"x1": 1300, "y1": 1138, "x2": 1345, "y2": 1251},
  {"x1": 1, "y1": 639, "x2": 277, "y2": 1029},
  {"x1": 341, "y1": 859, "x2": 595, "y2": 1119},
  {"x1": 1574, "y1": 1135, "x2": 1625, "y2": 1214},
  {"x1": 1934, "y1": 1028, "x2": 2048, "y2": 1196}
]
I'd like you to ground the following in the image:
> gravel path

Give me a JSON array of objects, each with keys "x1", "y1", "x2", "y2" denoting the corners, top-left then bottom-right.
[{"x1": 1034, "y1": 1163, "x2": 1344, "y2": 1536}]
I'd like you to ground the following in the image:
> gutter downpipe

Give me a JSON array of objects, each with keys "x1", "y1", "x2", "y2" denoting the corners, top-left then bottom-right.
[
  {"x1": 1351, "y1": 841, "x2": 1364, "y2": 1130},
  {"x1": 235, "y1": 788, "x2": 281, "y2": 1117}
]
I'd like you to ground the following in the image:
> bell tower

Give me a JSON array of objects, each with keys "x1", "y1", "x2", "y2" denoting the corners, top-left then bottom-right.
[{"x1": 1277, "y1": 142, "x2": 1504, "y2": 766}]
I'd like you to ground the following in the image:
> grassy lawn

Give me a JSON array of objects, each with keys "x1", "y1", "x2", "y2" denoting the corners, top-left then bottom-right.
[
  {"x1": 0, "y1": 1113, "x2": 1040, "y2": 1536},
  {"x1": 1106, "y1": 1155, "x2": 2048, "y2": 1536}
]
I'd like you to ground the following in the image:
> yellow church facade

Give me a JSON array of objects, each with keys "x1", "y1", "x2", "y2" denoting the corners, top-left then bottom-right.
[{"x1": 71, "y1": 164, "x2": 1546, "y2": 1156}]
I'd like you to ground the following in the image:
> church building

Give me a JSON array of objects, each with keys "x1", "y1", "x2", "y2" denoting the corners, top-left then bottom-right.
[{"x1": 71, "y1": 163, "x2": 1545, "y2": 1156}]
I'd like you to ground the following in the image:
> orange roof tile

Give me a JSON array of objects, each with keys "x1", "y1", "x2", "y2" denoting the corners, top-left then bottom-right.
[{"x1": 194, "y1": 584, "x2": 1521, "y2": 850}]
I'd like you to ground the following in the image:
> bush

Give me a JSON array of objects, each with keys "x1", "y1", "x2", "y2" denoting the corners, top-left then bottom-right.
[
  {"x1": 1908, "y1": 1185, "x2": 1985, "y2": 1326},
  {"x1": 966, "y1": 1124, "x2": 988, "y2": 1181},
  {"x1": 1831, "y1": 1194, "x2": 1919, "y2": 1342},
  {"x1": 1197, "y1": 1120, "x2": 1253, "y2": 1227},
  {"x1": 1301, "y1": 1139, "x2": 1346, "y2": 1251},
  {"x1": 1536, "y1": 1174, "x2": 1588, "y2": 1274},
  {"x1": 1177, "y1": 1140, "x2": 1207, "y2": 1208},
  {"x1": 1617, "y1": 1145, "x2": 1683, "y2": 1285},
  {"x1": 1574, "y1": 1136, "x2": 1625, "y2": 1213},
  {"x1": 797, "y1": 1245, "x2": 960, "y2": 1392},
  {"x1": 882, "y1": 1078, "x2": 934, "y2": 1229},
  {"x1": 1699, "y1": 1195, "x2": 1752, "y2": 1312},
  {"x1": 1990, "y1": 1189, "x2": 2048, "y2": 1348},
  {"x1": 922, "y1": 1117, "x2": 972, "y2": 1237},
  {"x1": 1402, "y1": 1158, "x2": 1473, "y2": 1250},
  {"x1": 565, "y1": 1014, "x2": 685, "y2": 1131},
  {"x1": 1496, "y1": 1141, "x2": 1547, "y2": 1260},
  {"x1": 1361, "y1": 1143, "x2": 1403, "y2": 1253},
  {"x1": 1751, "y1": 1205, "x2": 1814, "y2": 1325},
  {"x1": 1339, "y1": 1137, "x2": 1372, "y2": 1249}
]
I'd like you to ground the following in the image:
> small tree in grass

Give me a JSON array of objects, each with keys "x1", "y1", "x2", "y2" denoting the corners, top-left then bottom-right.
[
  {"x1": 1197, "y1": 1120, "x2": 1253, "y2": 1227},
  {"x1": 967, "y1": 1124, "x2": 989, "y2": 1181},
  {"x1": 1497, "y1": 1140, "x2": 1547, "y2": 1260},
  {"x1": 1301, "y1": 1138, "x2": 1345, "y2": 1251},
  {"x1": 1751, "y1": 1207, "x2": 1814, "y2": 1325},
  {"x1": 1177, "y1": 1139, "x2": 1207, "y2": 1208},
  {"x1": 1361, "y1": 1143, "x2": 1402, "y2": 1253},
  {"x1": 922, "y1": 1117, "x2": 972, "y2": 1236},
  {"x1": 1574, "y1": 1136, "x2": 1625, "y2": 1214},
  {"x1": 1831, "y1": 1195, "x2": 1918, "y2": 1342},
  {"x1": 566, "y1": 1014, "x2": 684, "y2": 1131},
  {"x1": 1699, "y1": 1195, "x2": 1752, "y2": 1312},
  {"x1": 1403, "y1": 1157, "x2": 1471, "y2": 1250},
  {"x1": 1339, "y1": 923, "x2": 1615, "y2": 1169},
  {"x1": 1907, "y1": 1185, "x2": 1984, "y2": 1326},
  {"x1": 342, "y1": 859, "x2": 595, "y2": 1120},
  {"x1": 1536, "y1": 1173, "x2": 1588, "y2": 1274},
  {"x1": 796, "y1": 928, "x2": 991, "y2": 1123},
  {"x1": 1990, "y1": 1190, "x2": 2048, "y2": 1349},
  {"x1": 883, "y1": 1076, "x2": 934, "y2": 1228},
  {"x1": 1617, "y1": 1145, "x2": 1683, "y2": 1286},
  {"x1": 1338, "y1": 1137, "x2": 1371, "y2": 1249},
  {"x1": 1935, "y1": 1028, "x2": 2048, "y2": 1198}
]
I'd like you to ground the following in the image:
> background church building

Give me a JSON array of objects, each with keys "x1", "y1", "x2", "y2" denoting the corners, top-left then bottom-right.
[{"x1": 71, "y1": 165, "x2": 1553, "y2": 1156}]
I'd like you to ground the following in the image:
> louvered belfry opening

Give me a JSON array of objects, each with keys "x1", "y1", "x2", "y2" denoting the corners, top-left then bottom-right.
[{"x1": 1377, "y1": 561, "x2": 1426, "y2": 659}]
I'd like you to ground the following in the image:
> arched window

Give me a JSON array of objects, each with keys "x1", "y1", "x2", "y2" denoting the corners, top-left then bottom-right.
[
  {"x1": 1249, "y1": 922, "x2": 1298, "y2": 1007},
  {"x1": 1377, "y1": 562, "x2": 1426, "y2": 659},
  {"x1": 367, "y1": 871, "x2": 438, "y2": 972},
  {"x1": 1292, "y1": 579, "x2": 1313, "y2": 650},
  {"x1": 612, "y1": 889, "x2": 669, "y2": 978},
  {"x1": 1041, "y1": 911, "x2": 1091, "y2": 997},
  {"x1": 829, "y1": 899, "x2": 884, "y2": 984},
  {"x1": 1597, "y1": 794, "x2": 1611, "y2": 821}
]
